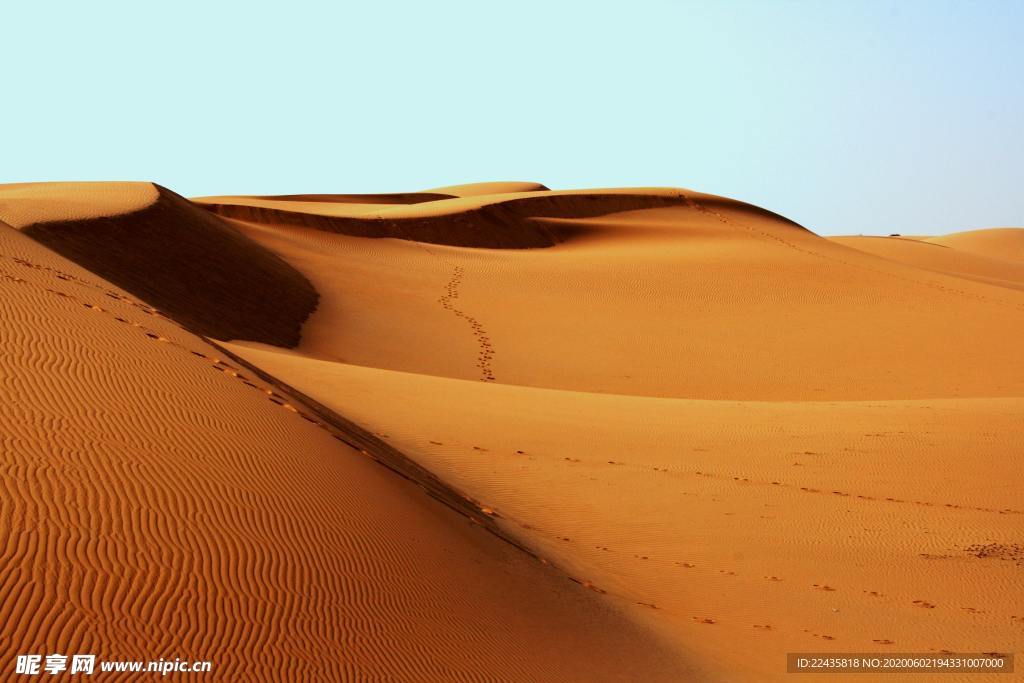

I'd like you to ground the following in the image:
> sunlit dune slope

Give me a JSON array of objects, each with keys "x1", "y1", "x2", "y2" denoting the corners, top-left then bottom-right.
[
  {"x1": 0, "y1": 181, "x2": 157, "y2": 227},
  {"x1": 830, "y1": 234, "x2": 1024, "y2": 291},
  {"x1": 424, "y1": 181, "x2": 551, "y2": 196},
  {"x1": 0, "y1": 220, "x2": 689, "y2": 682},
  {"x1": 1, "y1": 182, "x2": 317, "y2": 346},
  {"x1": 225, "y1": 344, "x2": 1024, "y2": 683},
  {"x1": 924, "y1": 227, "x2": 1024, "y2": 262},
  {"x1": 225, "y1": 188, "x2": 1024, "y2": 400},
  {"x1": 216, "y1": 184, "x2": 1024, "y2": 681}
]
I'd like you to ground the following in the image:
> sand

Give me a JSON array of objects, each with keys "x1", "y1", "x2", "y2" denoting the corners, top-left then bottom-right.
[
  {"x1": 3, "y1": 180, "x2": 1021, "y2": 681},
  {"x1": 0, "y1": 184, "x2": 689, "y2": 682}
]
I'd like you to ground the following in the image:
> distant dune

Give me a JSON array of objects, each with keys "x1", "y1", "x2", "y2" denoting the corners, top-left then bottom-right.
[
  {"x1": 2, "y1": 180, "x2": 1021, "y2": 681},
  {"x1": 924, "y1": 227, "x2": 1024, "y2": 262},
  {"x1": 830, "y1": 232, "x2": 1024, "y2": 291}
]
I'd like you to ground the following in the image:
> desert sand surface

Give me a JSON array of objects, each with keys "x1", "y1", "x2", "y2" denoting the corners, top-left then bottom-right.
[
  {"x1": 830, "y1": 233, "x2": 1024, "y2": 291},
  {"x1": 0, "y1": 183, "x2": 689, "y2": 682},
  {"x1": 3, "y1": 181, "x2": 1021, "y2": 681}
]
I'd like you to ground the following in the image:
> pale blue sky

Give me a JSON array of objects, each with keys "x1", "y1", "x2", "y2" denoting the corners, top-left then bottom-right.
[{"x1": 3, "y1": 0, "x2": 1021, "y2": 234}]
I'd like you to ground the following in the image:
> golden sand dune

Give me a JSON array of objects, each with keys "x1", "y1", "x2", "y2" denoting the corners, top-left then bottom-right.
[
  {"x1": 0, "y1": 181, "x2": 157, "y2": 227},
  {"x1": 924, "y1": 228, "x2": 1024, "y2": 263},
  {"x1": 425, "y1": 181, "x2": 551, "y2": 197},
  {"x1": 194, "y1": 187, "x2": 762, "y2": 248},
  {"x1": 0, "y1": 205, "x2": 687, "y2": 681},
  {"x1": 4, "y1": 181, "x2": 1021, "y2": 681},
  {"x1": 204, "y1": 186, "x2": 1022, "y2": 681},
  {"x1": 2, "y1": 183, "x2": 318, "y2": 346},
  {"x1": 831, "y1": 234, "x2": 1024, "y2": 291},
  {"x1": 220, "y1": 192, "x2": 1024, "y2": 401},
  {"x1": 219, "y1": 348, "x2": 1024, "y2": 681}
]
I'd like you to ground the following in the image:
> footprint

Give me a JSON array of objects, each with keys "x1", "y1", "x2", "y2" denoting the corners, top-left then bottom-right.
[
  {"x1": 813, "y1": 584, "x2": 837, "y2": 592},
  {"x1": 912, "y1": 600, "x2": 936, "y2": 609},
  {"x1": 873, "y1": 639, "x2": 895, "y2": 645}
]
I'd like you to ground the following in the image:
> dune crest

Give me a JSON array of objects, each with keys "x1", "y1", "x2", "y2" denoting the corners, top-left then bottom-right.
[
  {"x1": 0, "y1": 181, "x2": 157, "y2": 227},
  {"x1": 424, "y1": 180, "x2": 551, "y2": 196},
  {"x1": 5, "y1": 183, "x2": 318, "y2": 346},
  {"x1": 924, "y1": 227, "x2": 1024, "y2": 262},
  {"x1": 196, "y1": 186, "x2": 803, "y2": 249}
]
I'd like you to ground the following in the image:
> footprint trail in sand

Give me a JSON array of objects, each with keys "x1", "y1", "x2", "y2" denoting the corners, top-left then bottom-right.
[{"x1": 438, "y1": 266, "x2": 496, "y2": 382}]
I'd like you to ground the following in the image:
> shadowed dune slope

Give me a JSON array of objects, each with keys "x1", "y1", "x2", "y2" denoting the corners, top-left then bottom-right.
[
  {"x1": 197, "y1": 186, "x2": 804, "y2": 249},
  {"x1": 10, "y1": 183, "x2": 317, "y2": 346},
  {"x1": 254, "y1": 191, "x2": 456, "y2": 204},
  {"x1": 0, "y1": 222, "x2": 690, "y2": 682},
  {"x1": 199, "y1": 189, "x2": 680, "y2": 248}
]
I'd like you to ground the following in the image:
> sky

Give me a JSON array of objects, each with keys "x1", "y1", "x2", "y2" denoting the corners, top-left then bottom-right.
[{"x1": 2, "y1": 0, "x2": 1021, "y2": 235}]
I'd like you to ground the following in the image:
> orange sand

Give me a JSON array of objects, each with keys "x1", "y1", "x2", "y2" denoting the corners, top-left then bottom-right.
[{"x1": 2, "y1": 181, "x2": 1021, "y2": 681}]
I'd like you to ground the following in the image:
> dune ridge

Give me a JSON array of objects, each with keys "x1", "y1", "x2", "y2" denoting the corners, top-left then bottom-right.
[
  {"x1": 198, "y1": 185, "x2": 807, "y2": 249},
  {"x1": 0, "y1": 217, "x2": 690, "y2": 682},
  {"x1": 10, "y1": 183, "x2": 318, "y2": 346},
  {"x1": 254, "y1": 191, "x2": 457, "y2": 204}
]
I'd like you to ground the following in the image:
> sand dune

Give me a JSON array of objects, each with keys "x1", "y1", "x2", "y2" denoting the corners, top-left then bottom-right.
[
  {"x1": 4, "y1": 183, "x2": 318, "y2": 346},
  {"x1": 830, "y1": 234, "x2": 1024, "y2": 291},
  {"x1": 425, "y1": 181, "x2": 551, "y2": 196},
  {"x1": 0, "y1": 195, "x2": 688, "y2": 681},
  {"x1": 4, "y1": 180, "x2": 1021, "y2": 681},
  {"x1": 222, "y1": 346, "x2": 1024, "y2": 681},
  {"x1": 923, "y1": 228, "x2": 1024, "y2": 263},
  {"x1": 0, "y1": 181, "x2": 157, "y2": 227},
  {"x1": 194, "y1": 187, "x2": 762, "y2": 248},
  {"x1": 220, "y1": 193, "x2": 1024, "y2": 401},
  {"x1": 208, "y1": 185, "x2": 1022, "y2": 681}
]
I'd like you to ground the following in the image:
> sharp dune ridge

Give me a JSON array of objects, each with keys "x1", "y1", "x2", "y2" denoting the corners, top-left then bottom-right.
[
  {"x1": 18, "y1": 184, "x2": 318, "y2": 346},
  {"x1": 197, "y1": 186, "x2": 806, "y2": 249},
  {"x1": 2, "y1": 179, "x2": 1022, "y2": 681},
  {"x1": 251, "y1": 191, "x2": 458, "y2": 205}
]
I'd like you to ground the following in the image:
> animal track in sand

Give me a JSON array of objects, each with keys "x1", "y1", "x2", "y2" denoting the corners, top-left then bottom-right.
[
  {"x1": 437, "y1": 266, "x2": 495, "y2": 382},
  {"x1": 912, "y1": 600, "x2": 937, "y2": 609}
]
